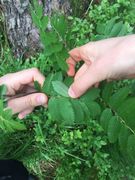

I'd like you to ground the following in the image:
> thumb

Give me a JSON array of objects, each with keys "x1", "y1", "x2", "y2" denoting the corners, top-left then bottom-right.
[
  {"x1": 8, "y1": 93, "x2": 48, "y2": 114},
  {"x1": 68, "y1": 62, "x2": 105, "y2": 98}
]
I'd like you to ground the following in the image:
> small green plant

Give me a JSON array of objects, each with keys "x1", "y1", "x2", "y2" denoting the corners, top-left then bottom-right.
[
  {"x1": 69, "y1": 0, "x2": 134, "y2": 47},
  {"x1": 0, "y1": 85, "x2": 26, "y2": 133},
  {"x1": 94, "y1": 17, "x2": 133, "y2": 40},
  {"x1": 30, "y1": 0, "x2": 69, "y2": 72}
]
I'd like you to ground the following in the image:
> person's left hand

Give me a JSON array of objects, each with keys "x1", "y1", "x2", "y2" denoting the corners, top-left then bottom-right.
[{"x1": 0, "y1": 68, "x2": 48, "y2": 119}]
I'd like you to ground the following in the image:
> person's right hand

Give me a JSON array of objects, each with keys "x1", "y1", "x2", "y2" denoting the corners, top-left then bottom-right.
[{"x1": 67, "y1": 35, "x2": 135, "y2": 98}]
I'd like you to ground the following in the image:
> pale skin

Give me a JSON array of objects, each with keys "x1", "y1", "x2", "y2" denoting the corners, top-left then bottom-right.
[
  {"x1": 0, "y1": 35, "x2": 135, "y2": 118},
  {"x1": 67, "y1": 35, "x2": 135, "y2": 98},
  {"x1": 0, "y1": 68, "x2": 48, "y2": 119}
]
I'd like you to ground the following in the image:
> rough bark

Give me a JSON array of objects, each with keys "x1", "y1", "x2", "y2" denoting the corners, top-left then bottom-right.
[{"x1": 0, "y1": 0, "x2": 71, "y2": 58}]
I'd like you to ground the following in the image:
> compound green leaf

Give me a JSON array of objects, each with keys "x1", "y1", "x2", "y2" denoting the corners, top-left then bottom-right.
[
  {"x1": 43, "y1": 32, "x2": 58, "y2": 47},
  {"x1": 64, "y1": 77, "x2": 74, "y2": 87},
  {"x1": 127, "y1": 135, "x2": 135, "y2": 160},
  {"x1": 48, "y1": 97, "x2": 60, "y2": 121},
  {"x1": 52, "y1": 81, "x2": 69, "y2": 97},
  {"x1": 42, "y1": 74, "x2": 54, "y2": 95},
  {"x1": 107, "y1": 116, "x2": 121, "y2": 143},
  {"x1": 33, "y1": 0, "x2": 43, "y2": 19},
  {"x1": 118, "y1": 25, "x2": 127, "y2": 36},
  {"x1": 80, "y1": 88, "x2": 100, "y2": 103},
  {"x1": 35, "y1": 5, "x2": 43, "y2": 19},
  {"x1": 85, "y1": 101, "x2": 101, "y2": 119},
  {"x1": 53, "y1": 71, "x2": 63, "y2": 82},
  {"x1": 51, "y1": 15, "x2": 68, "y2": 38},
  {"x1": 117, "y1": 97, "x2": 135, "y2": 131},
  {"x1": 79, "y1": 101, "x2": 91, "y2": 121},
  {"x1": 42, "y1": 72, "x2": 63, "y2": 96},
  {"x1": 45, "y1": 43, "x2": 63, "y2": 56},
  {"x1": 58, "y1": 97, "x2": 75, "y2": 126},
  {"x1": 3, "y1": 108, "x2": 12, "y2": 119},
  {"x1": 9, "y1": 120, "x2": 27, "y2": 132},
  {"x1": 109, "y1": 86, "x2": 130, "y2": 109},
  {"x1": 0, "y1": 101, "x2": 4, "y2": 115},
  {"x1": 102, "y1": 82, "x2": 113, "y2": 102},
  {"x1": 118, "y1": 126, "x2": 131, "y2": 155},
  {"x1": 94, "y1": 35, "x2": 106, "y2": 41},
  {"x1": 100, "y1": 108, "x2": 113, "y2": 132},
  {"x1": 0, "y1": 85, "x2": 7, "y2": 100},
  {"x1": 96, "y1": 23, "x2": 105, "y2": 35},
  {"x1": 104, "y1": 18, "x2": 116, "y2": 35},
  {"x1": 0, "y1": 102, "x2": 26, "y2": 133},
  {"x1": 110, "y1": 21, "x2": 123, "y2": 37},
  {"x1": 55, "y1": 50, "x2": 68, "y2": 71},
  {"x1": 40, "y1": 30, "x2": 47, "y2": 48},
  {"x1": 31, "y1": 10, "x2": 41, "y2": 28},
  {"x1": 71, "y1": 99, "x2": 84, "y2": 124},
  {"x1": 55, "y1": 56, "x2": 68, "y2": 71},
  {"x1": 52, "y1": 43, "x2": 63, "y2": 53},
  {"x1": 41, "y1": 16, "x2": 49, "y2": 30},
  {"x1": 34, "y1": 81, "x2": 41, "y2": 92},
  {"x1": 48, "y1": 97, "x2": 75, "y2": 126}
]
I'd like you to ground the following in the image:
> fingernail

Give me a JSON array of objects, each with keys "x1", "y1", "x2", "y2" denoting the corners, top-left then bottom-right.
[
  {"x1": 37, "y1": 95, "x2": 46, "y2": 105},
  {"x1": 18, "y1": 113, "x2": 25, "y2": 120},
  {"x1": 68, "y1": 87, "x2": 76, "y2": 98}
]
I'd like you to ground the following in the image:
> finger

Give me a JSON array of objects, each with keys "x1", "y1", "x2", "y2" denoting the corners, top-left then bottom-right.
[
  {"x1": 69, "y1": 43, "x2": 95, "y2": 64},
  {"x1": 74, "y1": 63, "x2": 90, "y2": 81},
  {"x1": 68, "y1": 62, "x2": 105, "y2": 98},
  {"x1": 67, "y1": 57, "x2": 76, "y2": 76},
  {"x1": 8, "y1": 93, "x2": 48, "y2": 114},
  {"x1": 18, "y1": 108, "x2": 33, "y2": 119},
  {"x1": 67, "y1": 43, "x2": 94, "y2": 76},
  {"x1": 10, "y1": 68, "x2": 45, "y2": 91},
  {"x1": 69, "y1": 47, "x2": 82, "y2": 62}
]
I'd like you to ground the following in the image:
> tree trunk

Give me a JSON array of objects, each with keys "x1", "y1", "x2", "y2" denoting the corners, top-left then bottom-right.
[{"x1": 1, "y1": 0, "x2": 71, "y2": 58}]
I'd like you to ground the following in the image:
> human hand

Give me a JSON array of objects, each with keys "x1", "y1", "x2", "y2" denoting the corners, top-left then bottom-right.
[
  {"x1": 67, "y1": 35, "x2": 135, "y2": 98},
  {"x1": 0, "y1": 68, "x2": 48, "y2": 119}
]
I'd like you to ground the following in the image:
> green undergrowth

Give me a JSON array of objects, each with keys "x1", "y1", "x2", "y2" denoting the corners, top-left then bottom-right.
[
  {"x1": 0, "y1": 0, "x2": 135, "y2": 179},
  {"x1": 69, "y1": 0, "x2": 135, "y2": 46}
]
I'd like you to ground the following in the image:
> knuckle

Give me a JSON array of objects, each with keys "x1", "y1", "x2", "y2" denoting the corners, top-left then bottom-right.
[{"x1": 27, "y1": 96, "x2": 35, "y2": 107}]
